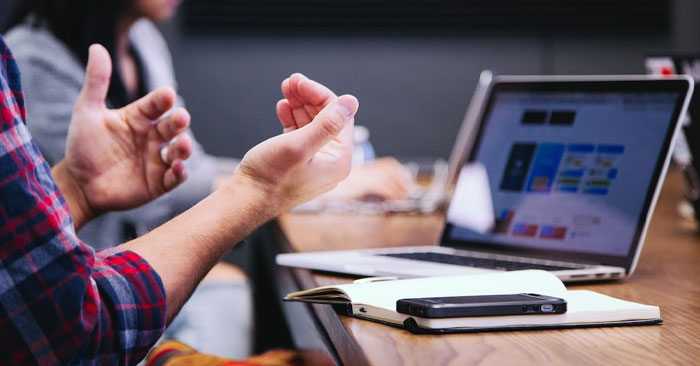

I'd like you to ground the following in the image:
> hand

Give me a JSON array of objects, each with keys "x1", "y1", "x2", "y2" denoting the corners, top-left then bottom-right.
[
  {"x1": 276, "y1": 74, "x2": 411, "y2": 202},
  {"x1": 232, "y1": 76, "x2": 359, "y2": 214},
  {"x1": 320, "y1": 157, "x2": 412, "y2": 201},
  {"x1": 276, "y1": 73, "x2": 337, "y2": 133},
  {"x1": 53, "y1": 44, "x2": 193, "y2": 229}
]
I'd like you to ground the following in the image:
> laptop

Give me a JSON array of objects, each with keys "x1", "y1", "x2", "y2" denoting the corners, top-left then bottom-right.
[{"x1": 277, "y1": 74, "x2": 694, "y2": 282}]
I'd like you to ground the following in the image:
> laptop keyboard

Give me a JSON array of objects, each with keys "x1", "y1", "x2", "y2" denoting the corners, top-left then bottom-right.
[{"x1": 381, "y1": 252, "x2": 583, "y2": 271}]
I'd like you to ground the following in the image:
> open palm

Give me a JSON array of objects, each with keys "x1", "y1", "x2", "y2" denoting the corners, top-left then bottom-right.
[{"x1": 64, "y1": 45, "x2": 193, "y2": 215}]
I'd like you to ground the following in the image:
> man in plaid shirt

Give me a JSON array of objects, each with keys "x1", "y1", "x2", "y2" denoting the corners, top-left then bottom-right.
[{"x1": 0, "y1": 35, "x2": 359, "y2": 365}]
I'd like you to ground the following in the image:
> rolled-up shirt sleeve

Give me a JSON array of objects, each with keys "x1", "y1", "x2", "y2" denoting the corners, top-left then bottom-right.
[{"x1": 0, "y1": 38, "x2": 166, "y2": 366}]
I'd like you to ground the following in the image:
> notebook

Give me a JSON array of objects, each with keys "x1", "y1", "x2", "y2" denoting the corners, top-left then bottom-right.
[
  {"x1": 277, "y1": 74, "x2": 694, "y2": 282},
  {"x1": 284, "y1": 270, "x2": 661, "y2": 333}
]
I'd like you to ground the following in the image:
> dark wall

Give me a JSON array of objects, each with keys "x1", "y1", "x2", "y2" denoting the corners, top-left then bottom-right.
[
  {"x1": 3, "y1": 0, "x2": 700, "y2": 159},
  {"x1": 0, "y1": 0, "x2": 12, "y2": 26},
  {"x1": 163, "y1": 0, "x2": 700, "y2": 160},
  {"x1": 168, "y1": 33, "x2": 546, "y2": 159}
]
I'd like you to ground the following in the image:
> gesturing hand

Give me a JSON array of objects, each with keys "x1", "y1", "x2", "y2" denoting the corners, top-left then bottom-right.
[
  {"x1": 233, "y1": 75, "x2": 358, "y2": 214},
  {"x1": 276, "y1": 73, "x2": 337, "y2": 132},
  {"x1": 275, "y1": 73, "x2": 411, "y2": 202},
  {"x1": 53, "y1": 44, "x2": 193, "y2": 229}
]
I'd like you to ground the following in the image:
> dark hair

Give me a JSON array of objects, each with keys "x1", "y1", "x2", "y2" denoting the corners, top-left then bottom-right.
[{"x1": 4, "y1": 0, "x2": 135, "y2": 107}]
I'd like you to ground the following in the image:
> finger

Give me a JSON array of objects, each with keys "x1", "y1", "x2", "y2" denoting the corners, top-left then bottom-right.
[
  {"x1": 122, "y1": 87, "x2": 176, "y2": 130},
  {"x1": 155, "y1": 107, "x2": 190, "y2": 142},
  {"x1": 281, "y1": 74, "x2": 301, "y2": 107},
  {"x1": 77, "y1": 44, "x2": 112, "y2": 108},
  {"x1": 276, "y1": 99, "x2": 296, "y2": 133},
  {"x1": 381, "y1": 159, "x2": 413, "y2": 194},
  {"x1": 386, "y1": 175, "x2": 411, "y2": 199},
  {"x1": 283, "y1": 74, "x2": 318, "y2": 125},
  {"x1": 297, "y1": 76, "x2": 337, "y2": 128},
  {"x1": 281, "y1": 76, "x2": 309, "y2": 127},
  {"x1": 362, "y1": 170, "x2": 408, "y2": 200},
  {"x1": 282, "y1": 73, "x2": 339, "y2": 128},
  {"x1": 163, "y1": 159, "x2": 187, "y2": 192},
  {"x1": 288, "y1": 94, "x2": 359, "y2": 159},
  {"x1": 163, "y1": 135, "x2": 194, "y2": 165},
  {"x1": 283, "y1": 73, "x2": 325, "y2": 119},
  {"x1": 280, "y1": 77, "x2": 292, "y2": 102},
  {"x1": 296, "y1": 75, "x2": 336, "y2": 108},
  {"x1": 371, "y1": 185, "x2": 403, "y2": 201}
]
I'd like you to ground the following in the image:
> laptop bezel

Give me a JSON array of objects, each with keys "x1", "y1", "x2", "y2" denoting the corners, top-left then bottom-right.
[{"x1": 438, "y1": 75, "x2": 694, "y2": 271}]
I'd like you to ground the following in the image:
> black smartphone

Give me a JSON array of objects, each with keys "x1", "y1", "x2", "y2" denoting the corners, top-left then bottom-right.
[{"x1": 396, "y1": 293, "x2": 567, "y2": 318}]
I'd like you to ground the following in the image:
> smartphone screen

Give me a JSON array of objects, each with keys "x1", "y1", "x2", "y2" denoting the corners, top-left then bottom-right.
[{"x1": 396, "y1": 293, "x2": 567, "y2": 318}]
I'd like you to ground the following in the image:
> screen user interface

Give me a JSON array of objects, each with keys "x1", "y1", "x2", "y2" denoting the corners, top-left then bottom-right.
[{"x1": 447, "y1": 88, "x2": 680, "y2": 257}]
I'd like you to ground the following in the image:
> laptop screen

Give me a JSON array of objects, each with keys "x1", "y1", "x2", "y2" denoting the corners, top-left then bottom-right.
[{"x1": 442, "y1": 79, "x2": 689, "y2": 266}]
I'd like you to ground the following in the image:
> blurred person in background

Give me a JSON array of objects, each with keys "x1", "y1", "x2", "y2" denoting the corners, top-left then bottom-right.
[{"x1": 3, "y1": 0, "x2": 410, "y2": 359}]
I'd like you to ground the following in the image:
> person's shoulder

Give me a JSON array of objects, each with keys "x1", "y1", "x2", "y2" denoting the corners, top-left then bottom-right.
[
  {"x1": 130, "y1": 19, "x2": 178, "y2": 92},
  {"x1": 4, "y1": 22, "x2": 84, "y2": 80},
  {"x1": 130, "y1": 19, "x2": 172, "y2": 59}
]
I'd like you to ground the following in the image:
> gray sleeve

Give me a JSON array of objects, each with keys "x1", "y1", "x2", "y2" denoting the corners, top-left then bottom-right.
[{"x1": 20, "y1": 55, "x2": 82, "y2": 165}]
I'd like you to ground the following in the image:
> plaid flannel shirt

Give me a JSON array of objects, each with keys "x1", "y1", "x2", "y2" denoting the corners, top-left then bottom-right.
[{"x1": 0, "y1": 37, "x2": 166, "y2": 365}]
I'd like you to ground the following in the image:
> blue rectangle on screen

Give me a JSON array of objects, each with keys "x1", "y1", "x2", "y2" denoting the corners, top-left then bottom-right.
[
  {"x1": 512, "y1": 223, "x2": 527, "y2": 234},
  {"x1": 558, "y1": 186, "x2": 578, "y2": 193},
  {"x1": 540, "y1": 226, "x2": 554, "y2": 236},
  {"x1": 526, "y1": 143, "x2": 565, "y2": 193},
  {"x1": 597, "y1": 145, "x2": 625, "y2": 154},
  {"x1": 561, "y1": 169, "x2": 584, "y2": 178},
  {"x1": 567, "y1": 144, "x2": 595, "y2": 153},
  {"x1": 586, "y1": 188, "x2": 609, "y2": 195}
]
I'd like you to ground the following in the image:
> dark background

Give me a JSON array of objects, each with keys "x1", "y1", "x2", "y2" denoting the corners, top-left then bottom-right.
[{"x1": 2, "y1": 0, "x2": 699, "y2": 160}]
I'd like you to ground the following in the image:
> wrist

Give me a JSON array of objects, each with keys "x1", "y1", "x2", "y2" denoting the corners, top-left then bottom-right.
[
  {"x1": 52, "y1": 160, "x2": 97, "y2": 230},
  {"x1": 220, "y1": 172, "x2": 288, "y2": 221}
]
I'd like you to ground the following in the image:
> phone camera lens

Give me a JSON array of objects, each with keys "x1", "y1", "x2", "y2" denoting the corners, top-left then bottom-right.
[
  {"x1": 533, "y1": 305, "x2": 540, "y2": 312},
  {"x1": 522, "y1": 305, "x2": 528, "y2": 312}
]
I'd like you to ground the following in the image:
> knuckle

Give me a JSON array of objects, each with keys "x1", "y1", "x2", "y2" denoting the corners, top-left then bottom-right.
[
  {"x1": 279, "y1": 141, "x2": 305, "y2": 161},
  {"x1": 319, "y1": 113, "x2": 344, "y2": 136}
]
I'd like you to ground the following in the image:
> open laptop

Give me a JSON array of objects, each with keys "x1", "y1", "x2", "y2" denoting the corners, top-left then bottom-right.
[{"x1": 277, "y1": 74, "x2": 694, "y2": 282}]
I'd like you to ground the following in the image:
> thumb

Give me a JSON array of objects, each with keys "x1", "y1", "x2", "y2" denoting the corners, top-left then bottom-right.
[
  {"x1": 291, "y1": 95, "x2": 359, "y2": 157},
  {"x1": 77, "y1": 44, "x2": 112, "y2": 107}
]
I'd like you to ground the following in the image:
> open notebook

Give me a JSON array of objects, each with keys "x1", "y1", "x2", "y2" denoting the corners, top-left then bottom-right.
[{"x1": 284, "y1": 270, "x2": 661, "y2": 333}]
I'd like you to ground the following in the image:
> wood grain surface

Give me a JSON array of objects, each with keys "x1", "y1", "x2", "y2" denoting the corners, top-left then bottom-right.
[{"x1": 279, "y1": 169, "x2": 700, "y2": 366}]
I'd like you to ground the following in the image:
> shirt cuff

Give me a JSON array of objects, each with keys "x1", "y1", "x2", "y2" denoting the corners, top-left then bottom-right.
[{"x1": 93, "y1": 249, "x2": 167, "y2": 361}]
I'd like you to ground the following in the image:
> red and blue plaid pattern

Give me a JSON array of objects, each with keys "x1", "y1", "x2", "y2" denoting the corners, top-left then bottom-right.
[{"x1": 0, "y1": 37, "x2": 166, "y2": 365}]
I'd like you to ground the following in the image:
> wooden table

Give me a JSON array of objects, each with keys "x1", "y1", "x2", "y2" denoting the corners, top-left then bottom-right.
[{"x1": 277, "y1": 169, "x2": 700, "y2": 366}]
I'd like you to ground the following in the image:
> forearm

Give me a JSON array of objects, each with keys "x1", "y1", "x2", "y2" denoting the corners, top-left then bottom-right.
[{"x1": 121, "y1": 174, "x2": 276, "y2": 322}]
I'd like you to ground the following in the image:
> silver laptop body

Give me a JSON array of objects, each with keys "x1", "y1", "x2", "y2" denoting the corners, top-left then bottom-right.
[{"x1": 277, "y1": 74, "x2": 694, "y2": 282}]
